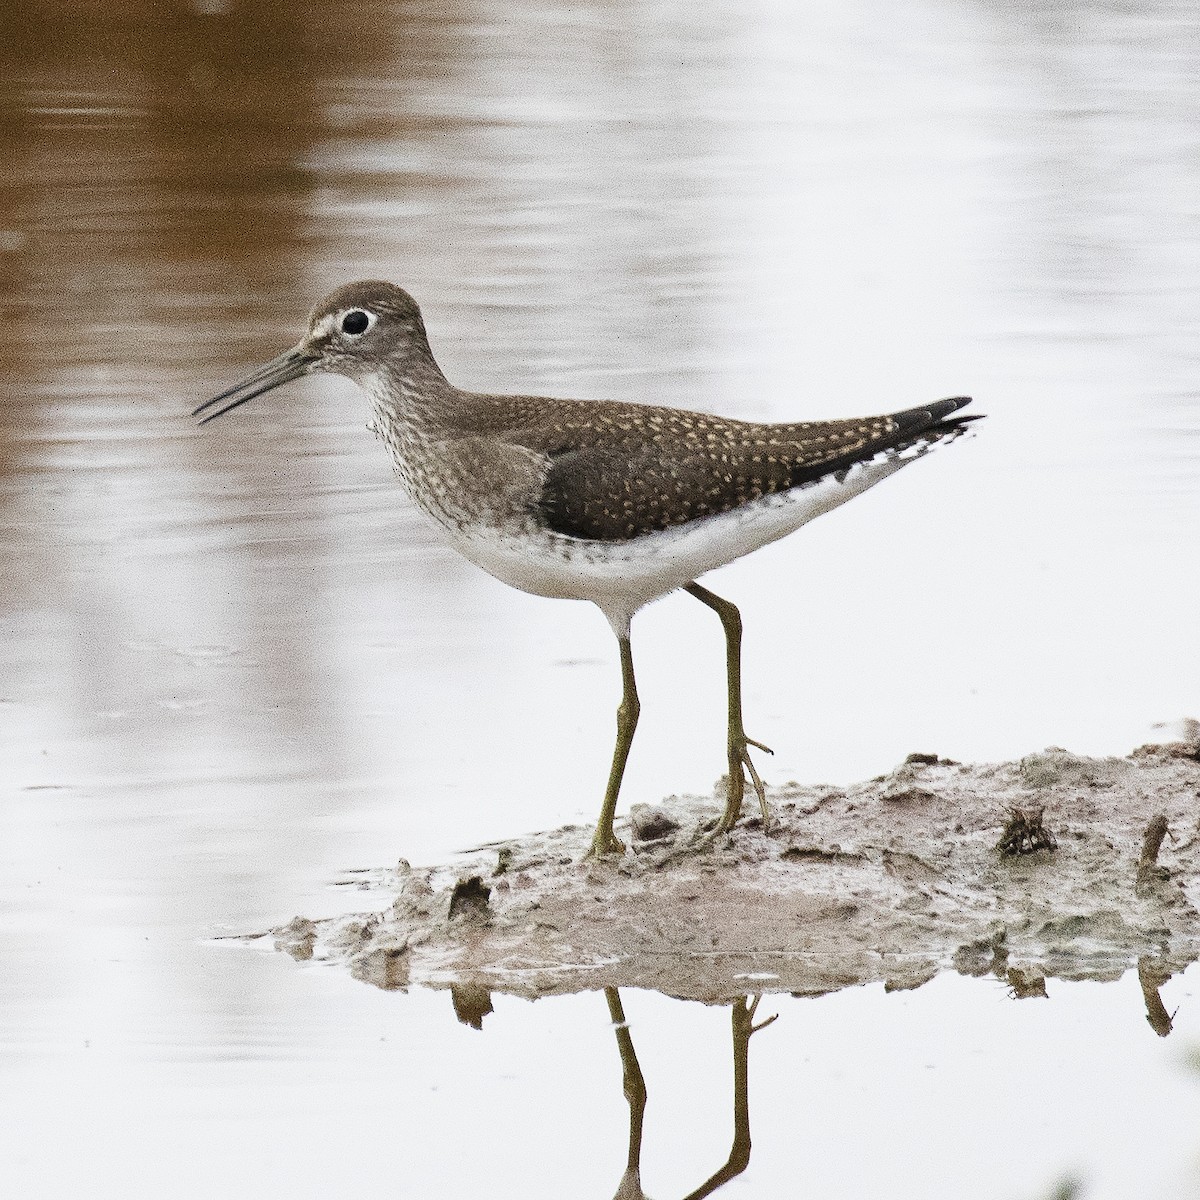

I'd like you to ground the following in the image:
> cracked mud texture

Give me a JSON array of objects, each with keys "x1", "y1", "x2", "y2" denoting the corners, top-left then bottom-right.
[{"x1": 270, "y1": 741, "x2": 1200, "y2": 1003}]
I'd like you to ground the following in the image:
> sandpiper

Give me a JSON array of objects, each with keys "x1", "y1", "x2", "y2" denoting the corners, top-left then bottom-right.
[{"x1": 195, "y1": 281, "x2": 979, "y2": 857}]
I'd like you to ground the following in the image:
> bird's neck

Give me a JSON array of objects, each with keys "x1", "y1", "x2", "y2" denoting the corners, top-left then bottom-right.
[{"x1": 358, "y1": 348, "x2": 463, "y2": 445}]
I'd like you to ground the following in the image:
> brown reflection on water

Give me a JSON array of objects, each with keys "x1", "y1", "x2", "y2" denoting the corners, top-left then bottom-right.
[
  {"x1": 0, "y1": 1, "x2": 453, "y2": 289},
  {"x1": 0, "y1": 2, "x2": 348, "y2": 782},
  {"x1": 0, "y1": 7, "x2": 479, "y2": 712},
  {"x1": 0, "y1": 0, "x2": 429, "y2": 1055}
]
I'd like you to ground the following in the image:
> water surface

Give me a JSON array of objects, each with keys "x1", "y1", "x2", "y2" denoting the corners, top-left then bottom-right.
[{"x1": 2, "y1": 1, "x2": 1199, "y2": 1196}]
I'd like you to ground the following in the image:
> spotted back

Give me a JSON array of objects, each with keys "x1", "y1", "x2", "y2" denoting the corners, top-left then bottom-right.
[{"x1": 481, "y1": 396, "x2": 974, "y2": 541}]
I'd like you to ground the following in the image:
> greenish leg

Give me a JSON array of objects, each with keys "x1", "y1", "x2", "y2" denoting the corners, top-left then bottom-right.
[
  {"x1": 684, "y1": 583, "x2": 773, "y2": 834},
  {"x1": 604, "y1": 988, "x2": 647, "y2": 1190},
  {"x1": 586, "y1": 633, "x2": 640, "y2": 858}
]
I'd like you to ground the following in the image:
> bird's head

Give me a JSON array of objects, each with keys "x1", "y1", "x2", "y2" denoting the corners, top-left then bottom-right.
[{"x1": 194, "y1": 280, "x2": 430, "y2": 424}]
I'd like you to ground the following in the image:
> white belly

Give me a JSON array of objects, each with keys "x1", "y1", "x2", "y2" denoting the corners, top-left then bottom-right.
[{"x1": 441, "y1": 445, "x2": 924, "y2": 635}]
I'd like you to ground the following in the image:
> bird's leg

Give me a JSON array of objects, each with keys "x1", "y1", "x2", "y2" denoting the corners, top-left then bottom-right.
[
  {"x1": 586, "y1": 633, "x2": 640, "y2": 858},
  {"x1": 684, "y1": 583, "x2": 773, "y2": 834}
]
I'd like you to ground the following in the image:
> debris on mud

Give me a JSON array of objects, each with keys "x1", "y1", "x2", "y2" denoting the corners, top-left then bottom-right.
[
  {"x1": 266, "y1": 741, "x2": 1200, "y2": 1004},
  {"x1": 996, "y1": 806, "x2": 1058, "y2": 855},
  {"x1": 448, "y1": 875, "x2": 492, "y2": 921}
]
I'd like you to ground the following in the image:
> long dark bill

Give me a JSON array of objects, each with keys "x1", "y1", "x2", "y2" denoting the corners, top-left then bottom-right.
[{"x1": 192, "y1": 347, "x2": 316, "y2": 425}]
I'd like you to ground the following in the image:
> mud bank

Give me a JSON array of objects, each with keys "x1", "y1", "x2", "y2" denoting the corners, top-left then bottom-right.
[{"x1": 269, "y1": 741, "x2": 1200, "y2": 1004}]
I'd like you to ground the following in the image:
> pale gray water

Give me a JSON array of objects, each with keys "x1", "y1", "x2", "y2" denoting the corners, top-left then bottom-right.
[{"x1": 2, "y1": 1, "x2": 1200, "y2": 1196}]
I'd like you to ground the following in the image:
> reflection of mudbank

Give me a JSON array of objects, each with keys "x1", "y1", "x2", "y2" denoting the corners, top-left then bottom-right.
[{"x1": 271, "y1": 742, "x2": 1200, "y2": 1010}]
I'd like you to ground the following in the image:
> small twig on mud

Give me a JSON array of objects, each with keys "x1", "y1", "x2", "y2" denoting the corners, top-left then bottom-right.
[{"x1": 1136, "y1": 814, "x2": 1171, "y2": 887}]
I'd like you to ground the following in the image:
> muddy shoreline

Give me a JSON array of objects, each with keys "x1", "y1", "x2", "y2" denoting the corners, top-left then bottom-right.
[{"x1": 268, "y1": 741, "x2": 1200, "y2": 1006}]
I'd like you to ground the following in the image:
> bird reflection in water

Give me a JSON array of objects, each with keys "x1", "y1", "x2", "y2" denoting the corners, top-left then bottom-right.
[
  {"x1": 603, "y1": 990, "x2": 777, "y2": 1200},
  {"x1": 444, "y1": 984, "x2": 777, "y2": 1197}
]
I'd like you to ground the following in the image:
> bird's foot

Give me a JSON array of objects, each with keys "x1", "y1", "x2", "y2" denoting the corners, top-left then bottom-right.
[
  {"x1": 739, "y1": 735, "x2": 773, "y2": 829},
  {"x1": 705, "y1": 733, "x2": 774, "y2": 840},
  {"x1": 735, "y1": 994, "x2": 780, "y2": 1039},
  {"x1": 584, "y1": 827, "x2": 627, "y2": 859}
]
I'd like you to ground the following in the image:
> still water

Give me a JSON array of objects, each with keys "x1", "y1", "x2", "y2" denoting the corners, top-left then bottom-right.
[{"x1": 2, "y1": 1, "x2": 1200, "y2": 1196}]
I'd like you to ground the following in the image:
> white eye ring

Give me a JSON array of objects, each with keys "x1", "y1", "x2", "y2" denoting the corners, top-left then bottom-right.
[{"x1": 340, "y1": 309, "x2": 375, "y2": 337}]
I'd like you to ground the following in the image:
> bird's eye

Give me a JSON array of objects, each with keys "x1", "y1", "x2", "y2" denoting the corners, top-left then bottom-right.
[{"x1": 341, "y1": 309, "x2": 372, "y2": 336}]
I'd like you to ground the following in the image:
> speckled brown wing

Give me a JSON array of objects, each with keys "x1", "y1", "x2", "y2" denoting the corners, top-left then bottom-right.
[{"x1": 515, "y1": 396, "x2": 974, "y2": 541}]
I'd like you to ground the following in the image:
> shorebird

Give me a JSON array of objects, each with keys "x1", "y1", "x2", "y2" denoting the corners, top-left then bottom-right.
[{"x1": 195, "y1": 281, "x2": 978, "y2": 857}]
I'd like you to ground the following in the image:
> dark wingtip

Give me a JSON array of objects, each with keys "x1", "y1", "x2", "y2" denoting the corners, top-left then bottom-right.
[
  {"x1": 928, "y1": 395, "x2": 973, "y2": 420},
  {"x1": 891, "y1": 396, "x2": 979, "y2": 434}
]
